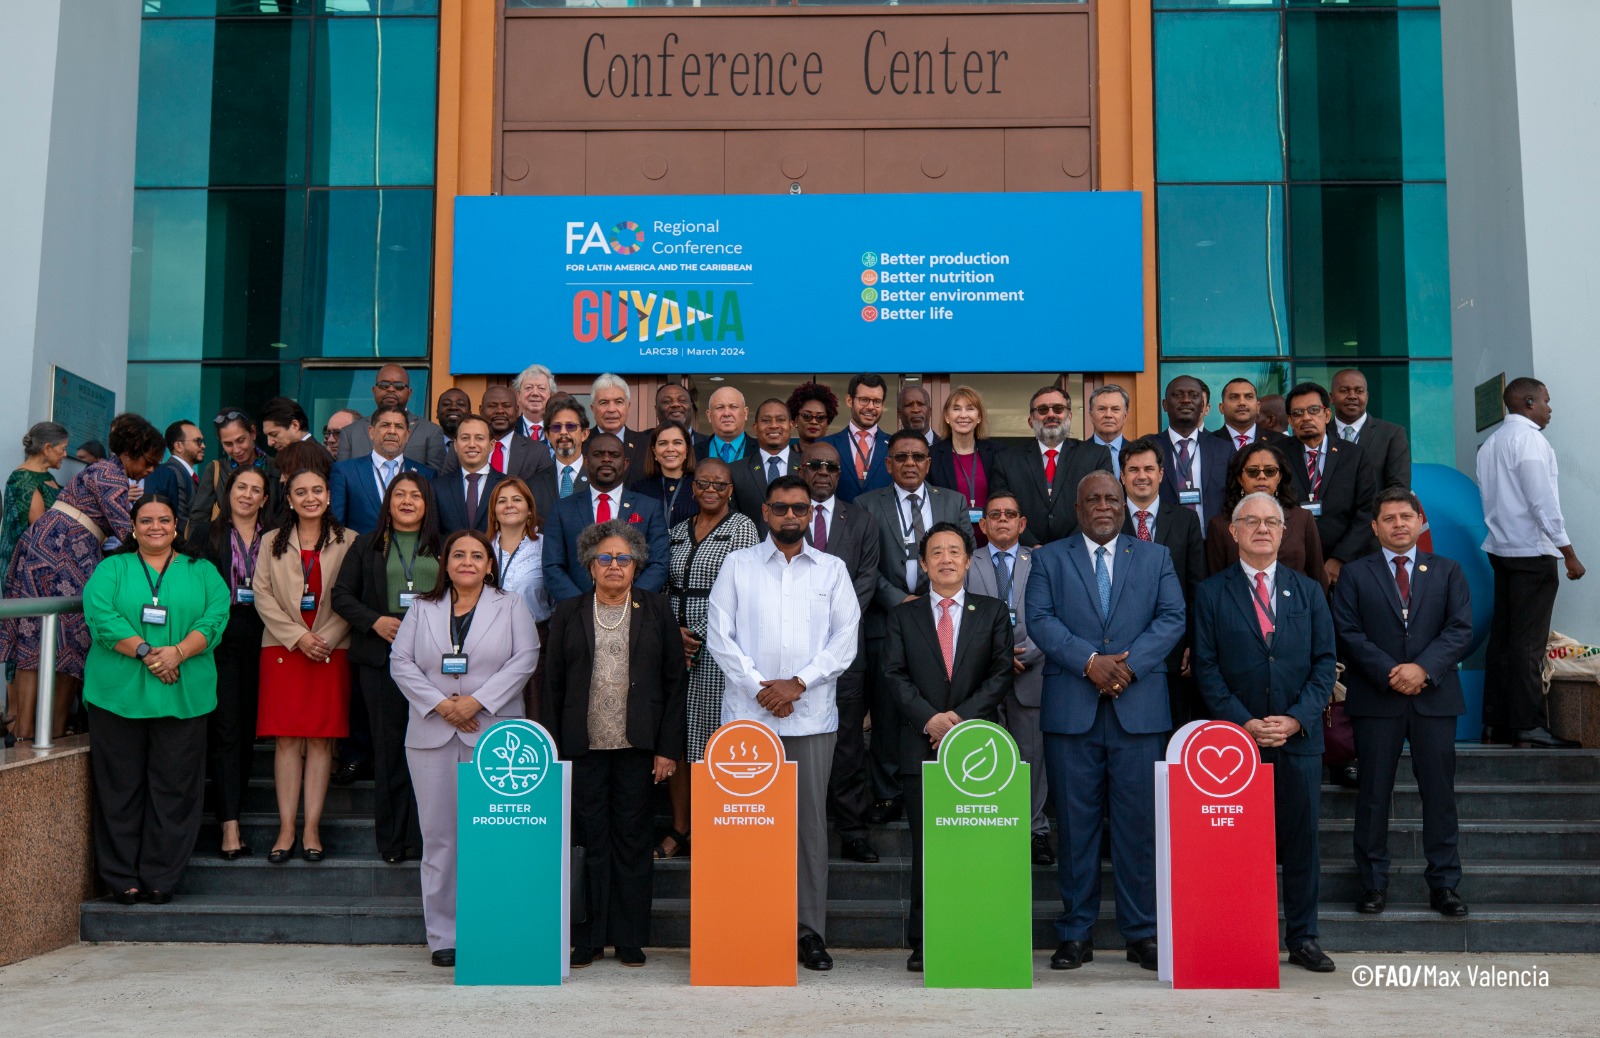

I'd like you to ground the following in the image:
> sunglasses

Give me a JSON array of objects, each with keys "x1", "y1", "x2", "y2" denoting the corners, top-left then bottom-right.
[
  {"x1": 803, "y1": 459, "x2": 841, "y2": 472},
  {"x1": 213, "y1": 410, "x2": 247, "y2": 426},
  {"x1": 1032, "y1": 404, "x2": 1069, "y2": 416},
  {"x1": 594, "y1": 553, "x2": 635, "y2": 567},
  {"x1": 984, "y1": 509, "x2": 1021, "y2": 520},
  {"x1": 692, "y1": 479, "x2": 731, "y2": 492},
  {"x1": 547, "y1": 422, "x2": 582, "y2": 433},
  {"x1": 374, "y1": 380, "x2": 410, "y2": 390},
  {"x1": 765, "y1": 502, "x2": 812, "y2": 517},
  {"x1": 890, "y1": 452, "x2": 929, "y2": 463},
  {"x1": 1242, "y1": 466, "x2": 1281, "y2": 479}
]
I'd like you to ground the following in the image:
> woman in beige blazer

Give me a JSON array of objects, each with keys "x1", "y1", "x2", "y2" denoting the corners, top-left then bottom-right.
[{"x1": 254, "y1": 466, "x2": 353, "y2": 863}]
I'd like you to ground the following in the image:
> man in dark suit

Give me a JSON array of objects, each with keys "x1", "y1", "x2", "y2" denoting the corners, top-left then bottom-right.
[
  {"x1": 883, "y1": 522, "x2": 1014, "y2": 971},
  {"x1": 697, "y1": 385, "x2": 756, "y2": 464},
  {"x1": 822, "y1": 373, "x2": 892, "y2": 503},
  {"x1": 731, "y1": 398, "x2": 802, "y2": 530},
  {"x1": 546, "y1": 395, "x2": 592, "y2": 502},
  {"x1": 476, "y1": 385, "x2": 557, "y2": 520},
  {"x1": 542, "y1": 433, "x2": 669, "y2": 602},
  {"x1": 144, "y1": 420, "x2": 205, "y2": 525},
  {"x1": 590, "y1": 374, "x2": 648, "y2": 483},
  {"x1": 1283, "y1": 381, "x2": 1378, "y2": 582},
  {"x1": 647, "y1": 382, "x2": 709, "y2": 456},
  {"x1": 432, "y1": 415, "x2": 502, "y2": 536},
  {"x1": 336, "y1": 364, "x2": 448, "y2": 471},
  {"x1": 1027, "y1": 470, "x2": 1186, "y2": 972},
  {"x1": 1333, "y1": 487, "x2": 1474, "y2": 918},
  {"x1": 1331, "y1": 368, "x2": 1412, "y2": 490},
  {"x1": 329, "y1": 406, "x2": 437, "y2": 534},
  {"x1": 857, "y1": 430, "x2": 974, "y2": 821},
  {"x1": 434, "y1": 387, "x2": 471, "y2": 453},
  {"x1": 1193, "y1": 490, "x2": 1339, "y2": 972},
  {"x1": 896, "y1": 383, "x2": 937, "y2": 447},
  {"x1": 989, "y1": 385, "x2": 1113, "y2": 547},
  {"x1": 1086, "y1": 385, "x2": 1130, "y2": 475},
  {"x1": 1211, "y1": 378, "x2": 1289, "y2": 454},
  {"x1": 1119, "y1": 435, "x2": 1206, "y2": 726},
  {"x1": 1155, "y1": 375, "x2": 1232, "y2": 538},
  {"x1": 802, "y1": 441, "x2": 883, "y2": 865}
]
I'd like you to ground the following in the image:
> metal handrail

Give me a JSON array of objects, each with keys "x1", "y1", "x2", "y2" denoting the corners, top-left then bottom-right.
[{"x1": 0, "y1": 596, "x2": 83, "y2": 751}]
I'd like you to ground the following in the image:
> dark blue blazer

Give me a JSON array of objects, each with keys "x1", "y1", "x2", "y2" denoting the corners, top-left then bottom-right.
[
  {"x1": 328, "y1": 456, "x2": 436, "y2": 534},
  {"x1": 541, "y1": 487, "x2": 670, "y2": 602},
  {"x1": 822, "y1": 427, "x2": 893, "y2": 503},
  {"x1": 1025, "y1": 533, "x2": 1187, "y2": 737},
  {"x1": 695, "y1": 432, "x2": 757, "y2": 463},
  {"x1": 143, "y1": 459, "x2": 193, "y2": 528},
  {"x1": 1193, "y1": 564, "x2": 1336, "y2": 755},
  {"x1": 1331, "y1": 550, "x2": 1472, "y2": 718},
  {"x1": 1156, "y1": 429, "x2": 1233, "y2": 533},
  {"x1": 434, "y1": 467, "x2": 505, "y2": 536}
]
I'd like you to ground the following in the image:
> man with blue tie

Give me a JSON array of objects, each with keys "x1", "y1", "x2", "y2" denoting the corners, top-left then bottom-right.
[
  {"x1": 329, "y1": 406, "x2": 436, "y2": 534},
  {"x1": 546, "y1": 396, "x2": 591, "y2": 500},
  {"x1": 1334, "y1": 487, "x2": 1474, "y2": 918},
  {"x1": 542, "y1": 433, "x2": 669, "y2": 602},
  {"x1": 698, "y1": 386, "x2": 756, "y2": 463},
  {"x1": 1087, "y1": 385, "x2": 1130, "y2": 475},
  {"x1": 1157, "y1": 375, "x2": 1231, "y2": 538},
  {"x1": 1027, "y1": 471, "x2": 1186, "y2": 973},
  {"x1": 823, "y1": 373, "x2": 893, "y2": 503},
  {"x1": 1192, "y1": 491, "x2": 1338, "y2": 973},
  {"x1": 730, "y1": 398, "x2": 801, "y2": 529}
]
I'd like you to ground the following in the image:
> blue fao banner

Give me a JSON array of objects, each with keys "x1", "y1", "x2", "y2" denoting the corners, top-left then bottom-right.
[{"x1": 450, "y1": 191, "x2": 1144, "y2": 374}]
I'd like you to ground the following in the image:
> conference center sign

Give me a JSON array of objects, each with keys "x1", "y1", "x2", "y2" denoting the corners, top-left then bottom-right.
[{"x1": 451, "y1": 191, "x2": 1143, "y2": 375}]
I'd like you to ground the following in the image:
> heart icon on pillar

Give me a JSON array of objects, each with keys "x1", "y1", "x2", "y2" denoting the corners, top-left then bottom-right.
[{"x1": 1195, "y1": 745, "x2": 1245, "y2": 785}]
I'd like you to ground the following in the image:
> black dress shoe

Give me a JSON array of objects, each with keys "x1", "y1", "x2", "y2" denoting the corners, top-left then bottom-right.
[
  {"x1": 864, "y1": 798, "x2": 903, "y2": 825},
  {"x1": 1125, "y1": 937, "x2": 1157, "y2": 971},
  {"x1": 383, "y1": 850, "x2": 407, "y2": 864},
  {"x1": 1430, "y1": 887, "x2": 1469, "y2": 917},
  {"x1": 906, "y1": 945, "x2": 924, "y2": 972},
  {"x1": 1031, "y1": 833, "x2": 1055, "y2": 866},
  {"x1": 1513, "y1": 726, "x2": 1580, "y2": 749},
  {"x1": 267, "y1": 845, "x2": 295, "y2": 864},
  {"x1": 616, "y1": 946, "x2": 646, "y2": 967},
  {"x1": 431, "y1": 948, "x2": 455, "y2": 967},
  {"x1": 570, "y1": 946, "x2": 600, "y2": 968},
  {"x1": 1288, "y1": 940, "x2": 1336, "y2": 973},
  {"x1": 1333, "y1": 762, "x2": 1361, "y2": 788},
  {"x1": 841, "y1": 837, "x2": 880, "y2": 864},
  {"x1": 219, "y1": 843, "x2": 253, "y2": 861},
  {"x1": 1050, "y1": 940, "x2": 1092, "y2": 970},
  {"x1": 145, "y1": 890, "x2": 173, "y2": 905},
  {"x1": 302, "y1": 846, "x2": 324, "y2": 863},
  {"x1": 798, "y1": 934, "x2": 834, "y2": 971},
  {"x1": 1481, "y1": 725, "x2": 1510, "y2": 745},
  {"x1": 113, "y1": 888, "x2": 140, "y2": 905},
  {"x1": 330, "y1": 760, "x2": 363, "y2": 787},
  {"x1": 1356, "y1": 888, "x2": 1387, "y2": 914}
]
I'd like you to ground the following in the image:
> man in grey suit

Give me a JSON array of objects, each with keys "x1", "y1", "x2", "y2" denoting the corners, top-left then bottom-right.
[
  {"x1": 856, "y1": 429, "x2": 974, "y2": 820},
  {"x1": 1332, "y1": 368, "x2": 1411, "y2": 490},
  {"x1": 965, "y1": 491, "x2": 1053, "y2": 865},
  {"x1": 336, "y1": 364, "x2": 448, "y2": 471}
]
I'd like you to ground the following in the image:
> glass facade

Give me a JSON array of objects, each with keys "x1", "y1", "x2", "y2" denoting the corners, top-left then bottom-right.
[
  {"x1": 128, "y1": 1, "x2": 439, "y2": 455},
  {"x1": 1153, "y1": 0, "x2": 1451, "y2": 461}
]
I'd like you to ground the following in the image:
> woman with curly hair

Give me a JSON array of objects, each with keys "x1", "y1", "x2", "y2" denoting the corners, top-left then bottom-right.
[{"x1": 786, "y1": 381, "x2": 839, "y2": 452}]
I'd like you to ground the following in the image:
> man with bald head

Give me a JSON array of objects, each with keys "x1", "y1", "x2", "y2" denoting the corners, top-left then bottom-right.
[
  {"x1": 336, "y1": 364, "x2": 447, "y2": 470},
  {"x1": 474, "y1": 384, "x2": 556, "y2": 519},
  {"x1": 897, "y1": 384, "x2": 935, "y2": 447},
  {"x1": 1330, "y1": 368, "x2": 1411, "y2": 490},
  {"x1": 698, "y1": 385, "x2": 755, "y2": 464}
]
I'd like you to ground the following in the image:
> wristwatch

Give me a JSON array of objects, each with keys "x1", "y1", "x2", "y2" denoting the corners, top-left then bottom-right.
[{"x1": 135, "y1": 641, "x2": 152, "y2": 659}]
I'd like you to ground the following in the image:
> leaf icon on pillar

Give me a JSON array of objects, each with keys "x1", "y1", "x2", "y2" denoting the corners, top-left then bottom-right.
[{"x1": 961, "y1": 736, "x2": 998, "y2": 785}]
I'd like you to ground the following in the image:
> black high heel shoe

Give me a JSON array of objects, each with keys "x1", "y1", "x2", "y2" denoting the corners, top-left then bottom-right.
[
  {"x1": 219, "y1": 842, "x2": 254, "y2": 861},
  {"x1": 267, "y1": 843, "x2": 295, "y2": 864},
  {"x1": 302, "y1": 845, "x2": 324, "y2": 863}
]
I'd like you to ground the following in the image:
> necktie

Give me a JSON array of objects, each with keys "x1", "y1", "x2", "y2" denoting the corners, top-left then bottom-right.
[
  {"x1": 1252, "y1": 571, "x2": 1275, "y2": 640},
  {"x1": 465, "y1": 472, "x2": 481, "y2": 522},
  {"x1": 1136, "y1": 510, "x2": 1152, "y2": 541},
  {"x1": 491, "y1": 439, "x2": 505, "y2": 474},
  {"x1": 855, "y1": 429, "x2": 872, "y2": 481},
  {"x1": 192, "y1": 470, "x2": 200, "y2": 486},
  {"x1": 596, "y1": 492, "x2": 612, "y2": 523},
  {"x1": 1176, "y1": 438, "x2": 1193, "y2": 480},
  {"x1": 1341, "y1": 425, "x2": 1358, "y2": 442},
  {"x1": 1044, "y1": 448, "x2": 1058, "y2": 485},
  {"x1": 813, "y1": 504, "x2": 828, "y2": 551},
  {"x1": 937, "y1": 598, "x2": 956, "y2": 679},
  {"x1": 560, "y1": 465, "x2": 575, "y2": 497},
  {"x1": 1306, "y1": 447, "x2": 1323, "y2": 498},
  {"x1": 1394, "y1": 555, "x2": 1411, "y2": 607},
  {"x1": 1094, "y1": 545, "x2": 1111, "y2": 620},
  {"x1": 767, "y1": 455, "x2": 783, "y2": 485},
  {"x1": 908, "y1": 492, "x2": 927, "y2": 544},
  {"x1": 382, "y1": 459, "x2": 398, "y2": 491},
  {"x1": 1237, "y1": 433, "x2": 1250, "y2": 450},
  {"x1": 993, "y1": 550, "x2": 1013, "y2": 607},
  {"x1": 528, "y1": 421, "x2": 542, "y2": 441}
]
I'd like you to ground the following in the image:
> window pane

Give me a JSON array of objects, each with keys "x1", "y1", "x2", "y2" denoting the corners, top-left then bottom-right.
[
  {"x1": 1288, "y1": 183, "x2": 1450, "y2": 358},
  {"x1": 1158, "y1": 362, "x2": 1290, "y2": 434},
  {"x1": 320, "y1": 1, "x2": 439, "y2": 13},
  {"x1": 299, "y1": 366, "x2": 432, "y2": 437},
  {"x1": 302, "y1": 189, "x2": 434, "y2": 358},
  {"x1": 312, "y1": 18, "x2": 438, "y2": 186},
  {"x1": 1156, "y1": 1, "x2": 1279, "y2": 8},
  {"x1": 1287, "y1": 1, "x2": 1436, "y2": 8},
  {"x1": 143, "y1": 1, "x2": 310, "y2": 14},
  {"x1": 136, "y1": 21, "x2": 216, "y2": 187},
  {"x1": 129, "y1": 190, "x2": 307, "y2": 362},
  {"x1": 210, "y1": 19, "x2": 312, "y2": 187},
  {"x1": 1155, "y1": 12, "x2": 1283, "y2": 182},
  {"x1": 126, "y1": 362, "x2": 296, "y2": 464},
  {"x1": 1158, "y1": 185, "x2": 1287, "y2": 357},
  {"x1": 1286, "y1": 10, "x2": 1445, "y2": 180},
  {"x1": 1290, "y1": 360, "x2": 1451, "y2": 467}
]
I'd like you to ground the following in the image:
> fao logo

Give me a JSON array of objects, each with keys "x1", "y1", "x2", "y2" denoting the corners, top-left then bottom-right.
[
  {"x1": 608, "y1": 220, "x2": 645, "y2": 255},
  {"x1": 473, "y1": 719, "x2": 554, "y2": 798}
]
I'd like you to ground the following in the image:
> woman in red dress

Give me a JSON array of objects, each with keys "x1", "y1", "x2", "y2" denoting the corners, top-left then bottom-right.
[{"x1": 253, "y1": 466, "x2": 352, "y2": 863}]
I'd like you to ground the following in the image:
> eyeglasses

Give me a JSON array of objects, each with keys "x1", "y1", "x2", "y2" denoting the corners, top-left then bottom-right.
[
  {"x1": 890, "y1": 452, "x2": 929, "y2": 463},
  {"x1": 1032, "y1": 404, "x2": 1069, "y2": 416},
  {"x1": 1287, "y1": 405, "x2": 1327, "y2": 418},
  {"x1": 797, "y1": 410, "x2": 829, "y2": 422},
  {"x1": 547, "y1": 422, "x2": 582, "y2": 433},
  {"x1": 375, "y1": 380, "x2": 410, "y2": 390},
  {"x1": 765, "y1": 502, "x2": 812, "y2": 517},
  {"x1": 692, "y1": 479, "x2": 731, "y2": 492},
  {"x1": 594, "y1": 553, "x2": 635, "y2": 567},
  {"x1": 803, "y1": 459, "x2": 841, "y2": 472},
  {"x1": 1233, "y1": 516, "x2": 1285, "y2": 530},
  {"x1": 984, "y1": 509, "x2": 1021, "y2": 520},
  {"x1": 213, "y1": 410, "x2": 247, "y2": 426},
  {"x1": 1242, "y1": 466, "x2": 1281, "y2": 479}
]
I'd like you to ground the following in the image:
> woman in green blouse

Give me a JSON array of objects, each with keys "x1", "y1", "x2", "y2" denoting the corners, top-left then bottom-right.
[
  {"x1": 1, "y1": 421, "x2": 68, "y2": 733},
  {"x1": 83, "y1": 493, "x2": 230, "y2": 904}
]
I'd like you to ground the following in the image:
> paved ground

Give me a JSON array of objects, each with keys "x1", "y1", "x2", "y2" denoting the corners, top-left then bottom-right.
[{"x1": 3, "y1": 945, "x2": 1596, "y2": 1037}]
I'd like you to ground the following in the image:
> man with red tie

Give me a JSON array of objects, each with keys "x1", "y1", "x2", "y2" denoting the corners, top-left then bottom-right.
[
  {"x1": 512, "y1": 363, "x2": 557, "y2": 444},
  {"x1": 1211, "y1": 378, "x2": 1288, "y2": 453},
  {"x1": 477, "y1": 385, "x2": 556, "y2": 521},
  {"x1": 988, "y1": 386, "x2": 1113, "y2": 546},
  {"x1": 540, "y1": 433, "x2": 670, "y2": 602},
  {"x1": 822, "y1": 373, "x2": 894, "y2": 503}
]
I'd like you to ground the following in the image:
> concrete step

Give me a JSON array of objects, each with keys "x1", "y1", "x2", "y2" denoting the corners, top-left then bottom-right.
[
  {"x1": 1320, "y1": 784, "x2": 1600, "y2": 821},
  {"x1": 239, "y1": 777, "x2": 373, "y2": 816}
]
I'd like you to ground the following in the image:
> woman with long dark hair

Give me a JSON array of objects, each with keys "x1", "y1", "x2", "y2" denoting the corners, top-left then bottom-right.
[
  {"x1": 1206, "y1": 442, "x2": 1329, "y2": 593},
  {"x1": 332, "y1": 471, "x2": 439, "y2": 863},
  {"x1": 629, "y1": 420, "x2": 697, "y2": 529}
]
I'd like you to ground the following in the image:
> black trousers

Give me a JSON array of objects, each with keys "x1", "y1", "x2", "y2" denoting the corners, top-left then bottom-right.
[
  {"x1": 828, "y1": 666, "x2": 871, "y2": 838},
  {"x1": 358, "y1": 663, "x2": 422, "y2": 857},
  {"x1": 864, "y1": 636, "x2": 903, "y2": 802},
  {"x1": 1485, "y1": 553, "x2": 1559, "y2": 731},
  {"x1": 572, "y1": 747, "x2": 655, "y2": 950},
  {"x1": 1260, "y1": 747, "x2": 1321, "y2": 949},
  {"x1": 206, "y1": 619, "x2": 260, "y2": 824},
  {"x1": 340, "y1": 658, "x2": 373, "y2": 766},
  {"x1": 88, "y1": 705, "x2": 207, "y2": 893},
  {"x1": 1352, "y1": 708, "x2": 1460, "y2": 892},
  {"x1": 903, "y1": 771, "x2": 928, "y2": 946}
]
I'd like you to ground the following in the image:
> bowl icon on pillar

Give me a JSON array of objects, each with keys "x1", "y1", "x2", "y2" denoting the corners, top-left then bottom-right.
[{"x1": 705, "y1": 721, "x2": 786, "y2": 798}]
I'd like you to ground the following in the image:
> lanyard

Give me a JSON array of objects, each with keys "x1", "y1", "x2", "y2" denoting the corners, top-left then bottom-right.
[
  {"x1": 301, "y1": 553, "x2": 317, "y2": 593},
  {"x1": 229, "y1": 526, "x2": 259, "y2": 582},
  {"x1": 849, "y1": 428, "x2": 876, "y2": 469},
  {"x1": 953, "y1": 451, "x2": 980, "y2": 507},
  {"x1": 396, "y1": 534, "x2": 421, "y2": 591},
  {"x1": 140, "y1": 553, "x2": 175, "y2": 605},
  {"x1": 900, "y1": 493, "x2": 924, "y2": 540},
  {"x1": 496, "y1": 538, "x2": 522, "y2": 582},
  {"x1": 662, "y1": 476, "x2": 684, "y2": 515},
  {"x1": 450, "y1": 602, "x2": 478, "y2": 654},
  {"x1": 1249, "y1": 573, "x2": 1277, "y2": 625}
]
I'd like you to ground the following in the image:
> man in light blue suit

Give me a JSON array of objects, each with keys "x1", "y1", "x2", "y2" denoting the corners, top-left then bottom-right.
[
  {"x1": 329, "y1": 406, "x2": 437, "y2": 534},
  {"x1": 1026, "y1": 470, "x2": 1186, "y2": 973}
]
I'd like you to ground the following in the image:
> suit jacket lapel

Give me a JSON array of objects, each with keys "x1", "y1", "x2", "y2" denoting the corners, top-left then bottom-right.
[
  {"x1": 581, "y1": 592, "x2": 597, "y2": 655},
  {"x1": 912, "y1": 600, "x2": 947, "y2": 690},
  {"x1": 1065, "y1": 538, "x2": 1103, "y2": 622},
  {"x1": 1226, "y1": 567, "x2": 1270, "y2": 649},
  {"x1": 1105, "y1": 535, "x2": 1132, "y2": 620}
]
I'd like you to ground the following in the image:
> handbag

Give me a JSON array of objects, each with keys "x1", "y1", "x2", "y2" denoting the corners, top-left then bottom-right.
[{"x1": 1322, "y1": 663, "x2": 1356, "y2": 764}]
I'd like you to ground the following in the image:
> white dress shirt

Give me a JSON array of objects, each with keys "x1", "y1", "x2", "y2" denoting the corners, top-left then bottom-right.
[
  {"x1": 493, "y1": 430, "x2": 517, "y2": 465},
  {"x1": 459, "y1": 464, "x2": 491, "y2": 501},
  {"x1": 1127, "y1": 495, "x2": 1161, "y2": 538},
  {"x1": 894, "y1": 482, "x2": 934, "y2": 588},
  {"x1": 846, "y1": 423, "x2": 880, "y2": 472},
  {"x1": 1167, "y1": 427, "x2": 1204, "y2": 514},
  {"x1": 495, "y1": 534, "x2": 552, "y2": 623},
  {"x1": 588, "y1": 484, "x2": 621, "y2": 522},
  {"x1": 1478, "y1": 413, "x2": 1570, "y2": 556},
  {"x1": 1083, "y1": 534, "x2": 1117, "y2": 583},
  {"x1": 1224, "y1": 423, "x2": 1258, "y2": 448},
  {"x1": 1335, "y1": 413, "x2": 1369, "y2": 442},
  {"x1": 706, "y1": 538, "x2": 861, "y2": 737},
  {"x1": 369, "y1": 450, "x2": 402, "y2": 498},
  {"x1": 929, "y1": 586, "x2": 966, "y2": 646},
  {"x1": 172, "y1": 456, "x2": 196, "y2": 480},
  {"x1": 1240, "y1": 559, "x2": 1279, "y2": 618}
]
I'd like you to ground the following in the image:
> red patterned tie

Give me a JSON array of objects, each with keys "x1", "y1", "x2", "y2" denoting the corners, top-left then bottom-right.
[
  {"x1": 490, "y1": 440, "x2": 505, "y2": 474},
  {"x1": 855, "y1": 429, "x2": 872, "y2": 481},
  {"x1": 1394, "y1": 555, "x2": 1411, "y2": 606},
  {"x1": 1253, "y1": 571, "x2": 1275, "y2": 639},
  {"x1": 1237, "y1": 433, "x2": 1249, "y2": 450},
  {"x1": 938, "y1": 598, "x2": 956, "y2": 678},
  {"x1": 1136, "y1": 510, "x2": 1152, "y2": 541},
  {"x1": 1044, "y1": 448, "x2": 1058, "y2": 485},
  {"x1": 596, "y1": 492, "x2": 612, "y2": 523},
  {"x1": 813, "y1": 505, "x2": 828, "y2": 551},
  {"x1": 1306, "y1": 447, "x2": 1323, "y2": 498}
]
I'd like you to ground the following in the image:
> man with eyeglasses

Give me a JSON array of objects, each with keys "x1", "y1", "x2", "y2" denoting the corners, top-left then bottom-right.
[
  {"x1": 698, "y1": 386, "x2": 755, "y2": 464},
  {"x1": 801, "y1": 441, "x2": 883, "y2": 866},
  {"x1": 707, "y1": 474, "x2": 862, "y2": 973},
  {"x1": 323, "y1": 409, "x2": 363, "y2": 457},
  {"x1": 989, "y1": 385, "x2": 1113, "y2": 547},
  {"x1": 1330, "y1": 368, "x2": 1412, "y2": 491},
  {"x1": 543, "y1": 432, "x2": 669, "y2": 602},
  {"x1": 730, "y1": 398, "x2": 801, "y2": 530},
  {"x1": 190, "y1": 407, "x2": 281, "y2": 533},
  {"x1": 1283, "y1": 381, "x2": 1378, "y2": 584},
  {"x1": 1193, "y1": 491, "x2": 1338, "y2": 973},
  {"x1": 336, "y1": 364, "x2": 448, "y2": 471},
  {"x1": 546, "y1": 395, "x2": 592, "y2": 500},
  {"x1": 856, "y1": 429, "x2": 973, "y2": 824},
  {"x1": 142, "y1": 420, "x2": 206, "y2": 531},
  {"x1": 823, "y1": 373, "x2": 893, "y2": 503}
]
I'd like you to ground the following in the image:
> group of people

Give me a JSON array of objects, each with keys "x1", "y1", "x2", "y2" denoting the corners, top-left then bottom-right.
[{"x1": 0, "y1": 361, "x2": 1580, "y2": 978}]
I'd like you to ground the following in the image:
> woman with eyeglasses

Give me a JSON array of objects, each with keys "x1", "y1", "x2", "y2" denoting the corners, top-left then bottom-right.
[
  {"x1": 390, "y1": 529, "x2": 539, "y2": 968},
  {"x1": 331, "y1": 471, "x2": 440, "y2": 864},
  {"x1": 929, "y1": 384, "x2": 1002, "y2": 545},
  {"x1": 656, "y1": 457, "x2": 758, "y2": 859},
  {"x1": 786, "y1": 381, "x2": 839, "y2": 452},
  {"x1": 628, "y1": 419, "x2": 697, "y2": 530},
  {"x1": 1206, "y1": 442, "x2": 1329, "y2": 593},
  {"x1": 543, "y1": 519, "x2": 685, "y2": 967},
  {"x1": 485, "y1": 476, "x2": 553, "y2": 718}
]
